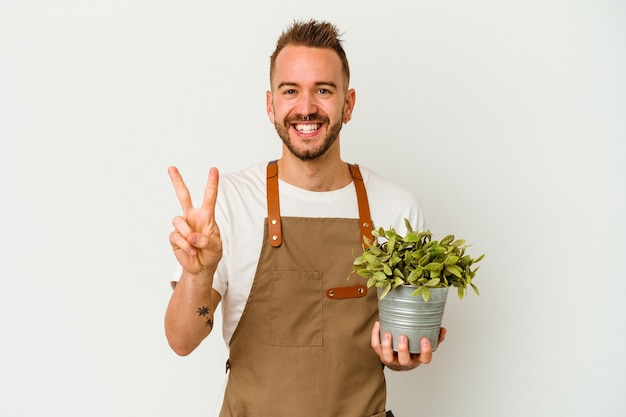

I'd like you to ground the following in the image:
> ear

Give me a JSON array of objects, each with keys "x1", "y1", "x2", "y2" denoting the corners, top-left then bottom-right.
[
  {"x1": 266, "y1": 90, "x2": 275, "y2": 124},
  {"x1": 343, "y1": 88, "x2": 356, "y2": 123}
]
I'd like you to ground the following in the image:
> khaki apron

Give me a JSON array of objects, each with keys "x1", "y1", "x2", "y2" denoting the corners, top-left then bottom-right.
[{"x1": 219, "y1": 161, "x2": 388, "y2": 417}]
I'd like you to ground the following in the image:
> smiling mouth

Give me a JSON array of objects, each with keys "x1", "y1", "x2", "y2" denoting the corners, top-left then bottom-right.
[{"x1": 293, "y1": 123, "x2": 322, "y2": 134}]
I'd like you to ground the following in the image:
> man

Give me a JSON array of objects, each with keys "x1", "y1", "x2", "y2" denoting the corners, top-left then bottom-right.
[{"x1": 165, "y1": 20, "x2": 445, "y2": 417}]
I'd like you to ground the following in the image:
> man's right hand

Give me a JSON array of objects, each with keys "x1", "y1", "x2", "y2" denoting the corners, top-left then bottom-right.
[{"x1": 168, "y1": 166, "x2": 223, "y2": 276}]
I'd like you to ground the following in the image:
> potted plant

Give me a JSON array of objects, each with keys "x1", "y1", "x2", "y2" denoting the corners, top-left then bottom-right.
[{"x1": 351, "y1": 219, "x2": 484, "y2": 352}]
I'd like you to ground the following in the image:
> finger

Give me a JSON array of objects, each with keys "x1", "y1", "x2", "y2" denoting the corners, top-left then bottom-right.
[
  {"x1": 381, "y1": 331, "x2": 395, "y2": 364},
  {"x1": 396, "y1": 335, "x2": 413, "y2": 366},
  {"x1": 201, "y1": 167, "x2": 219, "y2": 211},
  {"x1": 187, "y1": 232, "x2": 211, "y2": 249},
  {"x1": 172, "y1": 216, "x2": 193, "y2": 239},
  {"x1": 419, "y1": 337, "x2": 433, "y2": 364},
  {"x1": 168, "y1": 166, "x2": 193, "y2": 212},
  {"x1": 438, "y1": 327, "x2": 447, "y2": 345},
  {"x1": 169, "y1": 230, "x2": 197, "y2": 256},
  {"x1": 371, "y1": 321, "x2": 383, "y2": 354}
]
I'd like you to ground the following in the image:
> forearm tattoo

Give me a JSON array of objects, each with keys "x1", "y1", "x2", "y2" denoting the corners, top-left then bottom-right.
[{"x1": 197, "y1": 306, "x2": 213, "y2": 329}]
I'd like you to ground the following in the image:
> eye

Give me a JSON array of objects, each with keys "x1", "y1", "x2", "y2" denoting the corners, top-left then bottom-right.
[
  {"x1": 283, "y1": 89, "x2": 296, "y2": 95},
  {"x1": 318, "y1": 88, "x2": 330, "y2": 94}
]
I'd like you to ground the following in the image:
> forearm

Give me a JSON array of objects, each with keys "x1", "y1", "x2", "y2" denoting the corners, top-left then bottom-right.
[{"x1": 165, "y1": 270, "x2": 221, "y2": 356}]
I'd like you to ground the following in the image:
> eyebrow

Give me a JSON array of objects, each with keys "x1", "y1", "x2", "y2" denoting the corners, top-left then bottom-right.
[{"x1": 277, "y1": 81, "x2": 338, "y2": 90}]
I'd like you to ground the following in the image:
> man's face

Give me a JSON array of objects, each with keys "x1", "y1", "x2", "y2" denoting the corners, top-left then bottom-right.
[{"x1": 266, "y1": 45, "x2": 355, "y2": 161}]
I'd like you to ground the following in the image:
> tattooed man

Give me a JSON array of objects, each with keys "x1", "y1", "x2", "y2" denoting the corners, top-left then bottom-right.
[{"x1": 165, "y1": 19, "x2": 445, "y2": 417}]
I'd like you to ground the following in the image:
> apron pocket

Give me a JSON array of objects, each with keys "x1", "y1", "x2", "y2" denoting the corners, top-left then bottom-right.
[{"x1": 270, "y1": 270, "x2": 322, "y2": 346}]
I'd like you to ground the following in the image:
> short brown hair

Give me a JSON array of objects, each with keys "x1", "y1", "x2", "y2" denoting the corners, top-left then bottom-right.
[{"x1": 269, "y1": 19, "x2": 350, "y2": 85}]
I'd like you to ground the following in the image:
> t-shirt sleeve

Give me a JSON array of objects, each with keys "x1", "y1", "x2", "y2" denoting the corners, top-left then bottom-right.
[
  {"x1": 211, "y1": 185, "x2": 229, "y2": 297},
  {"x1": 364, "y1": 167, "x2": 426, "y2": 235}
]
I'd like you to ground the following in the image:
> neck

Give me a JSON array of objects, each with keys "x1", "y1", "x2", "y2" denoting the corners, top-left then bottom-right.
[{"x1": 277, "y1": 150, "x2": 352, "y2": 192}]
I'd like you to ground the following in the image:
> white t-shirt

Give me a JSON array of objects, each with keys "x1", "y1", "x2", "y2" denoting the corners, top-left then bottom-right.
[{"x1": 212, "y1": 162, "x2": 425, "y2": 346}]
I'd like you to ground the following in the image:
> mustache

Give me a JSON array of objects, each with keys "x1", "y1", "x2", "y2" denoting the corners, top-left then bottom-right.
[{"x1": 285, "y1": 113, "x2": 329, "y2": 124}]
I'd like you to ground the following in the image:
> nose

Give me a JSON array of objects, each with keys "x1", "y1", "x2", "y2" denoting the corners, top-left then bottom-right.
[{"x1": 295, "y1": 91, "x2": 318, "y2": 117}]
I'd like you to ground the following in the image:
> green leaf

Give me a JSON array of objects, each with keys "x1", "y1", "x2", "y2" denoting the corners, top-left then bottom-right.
[
  {"x1": 379, "y1": 285, "x2": 392, "y2": 299},
  {"x1": 389, "y1": 253, "x2": 402, "y2": 267},
  {"x1": 385, "y1": 229, "x2": 398, "y2": 240},
  {"x1": 418, "y1": 253, "x2": 431, "y2": 266},
  {"x1": 407, "y1": 267, "x2": 423, "y2": 283},
  {"x1": 422, "y1": 287, "x2": 431, "y2": 301},
  {"x1": 404, "y1": 232, "x2": 421, "y2": 243},
  {"x1": 444, "y1": 255, "x2": 460, "y2": 266},
  {"x1": 428, "y1": 246, "x2": 446, "y2": 256},
  {"x1": 368, "y1": 246, "x2": 383, "y2": 256},
  {"x1": 411, "y1": 286, "x2": 424, "y2": 297},
  {"x1": 373, "y1": 271, "x2": 387, "y2": 280},
  {"x1": 425, "y1": 278, "x2": 441, "y2": 287},
  {"x1": 458, "y1": 255, "x2": 471, "y2": 268},
  {"x1": 363, "y1": 254, "x2": 380, "y2": 264},
  {"x1": 470, "y1": 283, "x2": 480, "y2": 295},
  {"x1": 440, "y1": 235, "x2": 454, "y2": 246},
  {"x1": 367, "y1": 277, "x2": 377, "y2": 288},
  {"x1": 424, "y1": 262, "x2": 443, "y2": 272},
  {"x1": 445, "y1": 264, "x2": 463, "y2": 278},
  {"x1": 457, "y1": 286, "x2": 465, "y2": 300},
  {"x1": 419, "y1": 230, "x2": 432, "y2": 241},
  {"x1": 386, "y1": 235, "x2": 396, "y2": 254}
]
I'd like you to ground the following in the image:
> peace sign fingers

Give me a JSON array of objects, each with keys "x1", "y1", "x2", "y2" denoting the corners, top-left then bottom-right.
[
  {"x1": 168, "y1": 166, "x2": 194, "y2": 214},
  {"x1": 167, "y1": 166, "x2": 223, "y2": 276},
  {"x1": 201, "y1": 167, "x2": 220, "y2": 214}
]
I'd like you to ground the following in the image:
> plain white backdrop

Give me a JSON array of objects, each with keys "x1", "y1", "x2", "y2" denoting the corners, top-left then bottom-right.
[{"x1": 1, "y1": 0, "x2": 624, "y2": 416}]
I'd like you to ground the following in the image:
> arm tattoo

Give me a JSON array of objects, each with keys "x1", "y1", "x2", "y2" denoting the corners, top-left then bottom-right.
[
  {"x1": 197, "y1": 306, "x2": 214, "y2": 329},
  {"x1": 197, "y1": 306, "x2": 210, "y2": 316}
]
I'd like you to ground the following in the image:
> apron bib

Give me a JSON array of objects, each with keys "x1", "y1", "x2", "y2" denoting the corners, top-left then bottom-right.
[{"x1": 220, "y1": 162, "x2": 388, "y2": 417}]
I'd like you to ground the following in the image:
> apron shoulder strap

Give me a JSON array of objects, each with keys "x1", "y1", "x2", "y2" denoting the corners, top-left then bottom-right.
[
  {"x1": 265, "y1": 161, "x2": 374, "y2": 248},
  {"x1": 348, "y1": 164, "x2": 374, "y2": 247},
  {"x1": 266, "y1": 160, "x2": 282, "y2": 247}
]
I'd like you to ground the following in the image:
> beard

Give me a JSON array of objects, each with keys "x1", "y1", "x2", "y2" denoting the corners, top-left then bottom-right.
[{"x1": 274, "y1": 112, "x2": 343, "y2": 161}]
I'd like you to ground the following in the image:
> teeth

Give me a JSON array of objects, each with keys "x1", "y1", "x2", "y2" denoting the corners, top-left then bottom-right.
[{"x1": 294, "y1": 123, "x2": 321, "y2": 134}]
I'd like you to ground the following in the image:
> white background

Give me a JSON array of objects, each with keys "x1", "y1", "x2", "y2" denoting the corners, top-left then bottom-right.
[{"x1": 1, "y1": 0, "x2": 624, "y2": 416}]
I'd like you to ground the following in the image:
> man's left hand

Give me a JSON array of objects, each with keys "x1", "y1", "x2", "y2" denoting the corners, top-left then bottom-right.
[{"x1": 371, "y1": 321, "x2": 447, "y2": 371}]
